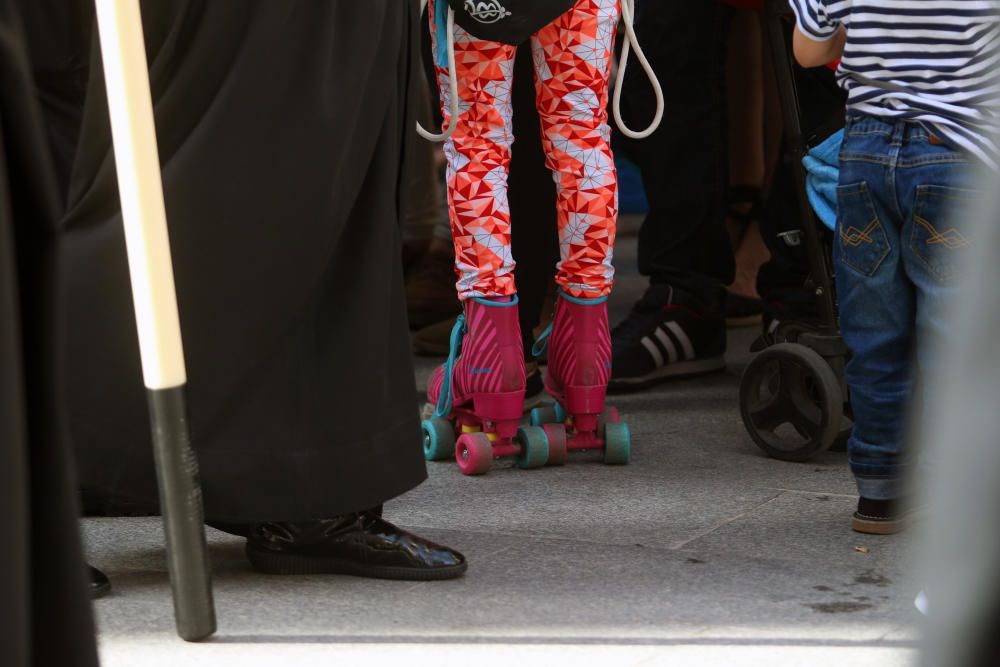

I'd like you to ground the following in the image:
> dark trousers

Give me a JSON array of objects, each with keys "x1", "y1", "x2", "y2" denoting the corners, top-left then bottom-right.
[
  {"x1": 614, "y1": 0, "x2": 734, "y2": 310},
  {"x1": 509, "y1": 46, "x2": 559, "y2": 355}
]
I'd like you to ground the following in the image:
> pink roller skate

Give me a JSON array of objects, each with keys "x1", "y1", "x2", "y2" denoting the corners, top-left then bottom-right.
[
  {"x1": 530, "y1": 292, "x2": 631, "y2": 465},
  {"x1": 422, "y1": 295, "x2": 550, "y2": 475}
]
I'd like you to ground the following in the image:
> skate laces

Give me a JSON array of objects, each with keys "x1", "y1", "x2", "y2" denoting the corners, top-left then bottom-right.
[
  {"x1": 532, "y1": 322, "x2": 553, "y2": 358},
  {"x1": 433, "y1": 314, "x2": 468, "y2": 418}
]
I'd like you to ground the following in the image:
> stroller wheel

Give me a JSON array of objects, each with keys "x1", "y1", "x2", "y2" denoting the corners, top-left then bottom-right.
[{"x1": 739, "y1": 343, "x2": 843, "y2": 462}]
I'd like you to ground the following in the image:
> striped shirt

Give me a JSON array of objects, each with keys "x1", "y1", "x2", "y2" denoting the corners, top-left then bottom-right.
[{"x1": 789, "y1": 0, "x2": 1000, "y2": 168}]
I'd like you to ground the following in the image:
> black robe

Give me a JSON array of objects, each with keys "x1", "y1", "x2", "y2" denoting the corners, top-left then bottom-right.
[
  {"x1": 63, "y1": 0, "x2": 427, "y2": 522},
  {"x1": 0, "y1": 0, "x2": 98, "y2": 664}
]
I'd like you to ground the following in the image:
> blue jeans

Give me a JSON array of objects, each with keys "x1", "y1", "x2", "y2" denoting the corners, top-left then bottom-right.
[{"x1": 836, "y1": 115, "x2": 979, "y2": 500}]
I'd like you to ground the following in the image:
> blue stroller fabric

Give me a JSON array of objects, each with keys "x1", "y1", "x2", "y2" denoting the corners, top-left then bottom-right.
[
  {"x1": 434, "y1": 0, "x2": 451, "y2": 68},
  {"x1": 802, "y1": 128, "x2": 844, "y2": 231}
]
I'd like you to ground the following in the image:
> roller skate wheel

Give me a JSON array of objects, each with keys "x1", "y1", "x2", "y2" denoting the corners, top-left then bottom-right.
[
  {"x1": 456, "y1": 432, "x2": 494, "y2": 475},
  {"x1": 528, "y1": 403, "x2": 568, "y2": 427},
  {"x1": 516, "y1": 426, "x2": 550, "y2": 470},
  {"x1": 421, "y1": 417, "x2": 455, "y2": 462},
  {"x1": 541, "y1": 423, "x2": 567, "y2": 466},
  {"x1": 529, "y1": 405, "x2": 557, "y2": 427},
  {"x1": 603, "y1": 421, "x2": 631, "y2": 465}
]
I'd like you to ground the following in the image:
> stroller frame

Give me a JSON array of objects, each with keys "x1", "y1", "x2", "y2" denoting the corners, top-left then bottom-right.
[{"x1": 737, "y1": 0, "x2": 850, "y2": 462}]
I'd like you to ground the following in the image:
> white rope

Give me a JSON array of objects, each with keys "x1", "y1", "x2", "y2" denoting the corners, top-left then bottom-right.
[
  {"x1": 613, "y1": 0, "x2": 664, "y2": 139},
  {"x1": 416, "y1": 0, "x2": 460, "y2": 142}
]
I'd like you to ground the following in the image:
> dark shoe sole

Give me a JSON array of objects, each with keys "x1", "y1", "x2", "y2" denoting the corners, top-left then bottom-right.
[
  {"x1": 609, "y1": 357, "x2": 726, "y2": 392},
  {"x1": 91, "y1": 580, "x2": 111, "y2": 600},
  {"x1": 246, "y1": 545, "x2": 468, "y2": 581},
  {"x1": 851, "y1": 512, "x2": 906, "y2": 535}
]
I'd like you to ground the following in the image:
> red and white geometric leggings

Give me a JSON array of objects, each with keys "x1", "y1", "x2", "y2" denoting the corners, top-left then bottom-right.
[{"x1": 429, "y1": 0, "x2": 621, "y2": 301}]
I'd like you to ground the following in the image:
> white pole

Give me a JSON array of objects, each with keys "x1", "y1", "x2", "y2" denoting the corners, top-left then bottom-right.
[
  {"x1": 94, "y1": 0, "x2": 185, "y2": 390},
  {"x1": 94, "y1": 0, "x2": 215, "y2": 641}
]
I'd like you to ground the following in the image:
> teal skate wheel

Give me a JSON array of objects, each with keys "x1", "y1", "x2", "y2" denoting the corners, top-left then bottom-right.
[
  {"x1": 421, "y1": 417, "x2": 455, "y2": 461},
  {"x1": 603, "y1": 421, "x2": 631, "y2": 465},
  {"x1": 516, "y1": 426, "x2": 550, "y2": 470},
  {"x1": 528, "y1": 403, "x2": 567, "y2": 427},
  {"x1": 529, "y1": 405, "x2": 556, "y2": 427},
  {"x1": 456, "y1": 432, "x2": 494, "y2": 475}
]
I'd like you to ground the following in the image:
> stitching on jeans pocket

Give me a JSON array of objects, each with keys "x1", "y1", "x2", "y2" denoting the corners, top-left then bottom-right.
[
  {"x1": 837, "y1": 182, "x2": 890, "y2": 277},
  {"x1": 909, "y1": 185, "x2": 976, "y2": 284}
]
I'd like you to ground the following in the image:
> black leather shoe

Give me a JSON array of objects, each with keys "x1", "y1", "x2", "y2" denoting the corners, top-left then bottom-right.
[
  {"x1": 89, "y1": 565, "x2": 111, "y2": 599},
  {"x1": 245, "y1": 511, "x2": 467, "y2": 580}
]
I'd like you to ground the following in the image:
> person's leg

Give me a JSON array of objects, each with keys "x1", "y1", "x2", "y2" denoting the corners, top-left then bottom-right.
[
  {"x1": 725, "y1": 7, "x2": 765, "y2": 252},
  {"x1": 429, "y1": 3, "x2": 518, "y2": 299},
  {"x1": 834, "y1": 118, "x2": 914, "y2": 530},
  {"x1": 894, "y1": 128, "x2": 980, "y2": 528},
  {"x1": 531, "y1": 0, "x2": 619, "y2": 300},
  {"x1": 423, "y1": 4, "x2": 525, "y2": 448},
  {"x1": 529, "y1": 0, "x2": 620, "y2": 433},
  {"x1": 617, "y1": 0, "x2": 733, "y2": 302},
  {"x1": 607, "y1": 0, "x2": 732, "y2": 389}
]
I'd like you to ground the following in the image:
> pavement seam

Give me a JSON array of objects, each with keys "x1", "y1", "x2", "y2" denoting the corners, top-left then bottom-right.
[
  {"x1": 666, "y1": 491, "x2": 787, "y2": 550},
  {"x1": 765, "y1": 487, "x2": 858, "y2": 499}
]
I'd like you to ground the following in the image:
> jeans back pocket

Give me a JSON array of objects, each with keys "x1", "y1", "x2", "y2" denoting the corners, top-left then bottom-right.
[
  {"x1": 910, "y1": 185, "x2": 976, "y2": 284},
  {"x1": 837, "y1": 181, "x2": 890, "y2": 277}
]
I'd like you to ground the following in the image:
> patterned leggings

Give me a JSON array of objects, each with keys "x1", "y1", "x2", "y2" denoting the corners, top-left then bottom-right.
[{"x1": 429, "y1": 0, "x2": 620, "y2": 300}]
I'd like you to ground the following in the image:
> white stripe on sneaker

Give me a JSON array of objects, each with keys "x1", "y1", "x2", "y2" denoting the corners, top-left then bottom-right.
[
  {"x1": 666, "y1": 321, "x2": 694, "y2": 360},
  {"x1": 654, "y1": 327, "x2": 678, "y2": 364},
  {"x1": 640, "y1": 336, "x2": 664, "y2": 368}
]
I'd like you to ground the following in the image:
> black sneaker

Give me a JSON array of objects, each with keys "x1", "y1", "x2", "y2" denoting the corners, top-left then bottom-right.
[{"x1": 609, "y1": 285, "x2": 726, "y2": 391}]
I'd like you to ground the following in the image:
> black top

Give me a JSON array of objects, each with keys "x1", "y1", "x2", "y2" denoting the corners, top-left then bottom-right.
[{"x1": 62, "y1": 0, "x2": 428, "y2": 521}]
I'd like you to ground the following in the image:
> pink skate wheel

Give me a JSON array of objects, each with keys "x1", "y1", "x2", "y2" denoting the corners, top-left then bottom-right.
[
  {"x1": 456, "y1": 432, "x2": 494, "y2": 475},
  {"x1": 542, "y1": 424, "x2": 567, "y2": 466}
]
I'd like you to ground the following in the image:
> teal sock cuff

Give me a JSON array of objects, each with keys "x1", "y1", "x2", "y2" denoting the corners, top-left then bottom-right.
[{"x1": 472, "y1": 294, "x2": 519, "y2": 307}]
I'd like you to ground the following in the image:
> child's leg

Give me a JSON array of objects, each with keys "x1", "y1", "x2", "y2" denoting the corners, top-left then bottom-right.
[
  {"x1": 428, "y1": 3, "x2": 518, "y2": 300},
  {"x1": 835, "y1": 120, "x2": 915, "y2": 504},
  {"x1": 424, "y1": 7, "x2": 525, "y2": 465},
  {"x1": 530, "y1": 0, "x2": 620, "y2": 299},
  {"x1": 529, "y1": 0, "x2": 624, "y2": 445},
  {"x1": 898, "y1": 134, "x2": 979, "y2": 432}
]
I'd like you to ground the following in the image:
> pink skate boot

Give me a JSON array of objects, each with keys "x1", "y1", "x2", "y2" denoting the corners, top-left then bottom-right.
[
  {"x1": 530, "y1": 292, "x2": 631, "y2": 465},
  {"x1": 422, "y1": 296, "x2": 549, "y2": 475}
]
